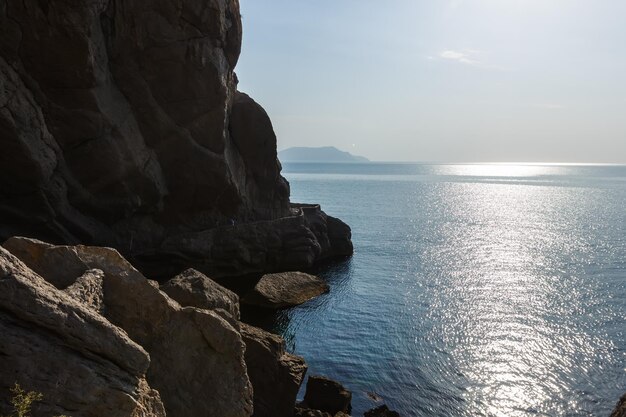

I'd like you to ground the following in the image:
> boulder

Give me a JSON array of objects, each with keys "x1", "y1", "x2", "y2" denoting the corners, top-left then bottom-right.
[
  {"x1": 302, "y1": 376, "x2": 352, "y2": 415},
  {"x1": 157, "y1": 265, "x2": 307, "y2": 417},
  {"x1": 3, "y1": 236, "x2": 253, "y2": 417},
  {"x1": 161, "y1": 268, "x2": 240, "y2": 319},
  {"x1": 364, "y1": 405, "x2": 400, "y2": 417},
  {"x1": 0, "y1": 246, "x2": 165, "y2": 417},
  {"x1": 240, "y1": 323, "x2": 307, "y2": 417},
  {"x1": 612, "y1": 393, "x2": 626, "y2": 417},
  {"x1": 243, "y1": 271, "x2": 329, "y2": 309}
]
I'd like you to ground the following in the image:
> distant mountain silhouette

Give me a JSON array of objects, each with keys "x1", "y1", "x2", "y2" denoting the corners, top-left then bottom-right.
[{"x1": 279, "y1": 146, "x2": 369, "y2": 163}]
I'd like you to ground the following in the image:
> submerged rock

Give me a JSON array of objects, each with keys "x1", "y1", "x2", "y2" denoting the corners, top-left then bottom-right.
[
  {"x1": 241, "y1": 323, "x2": 307, "y2": 417},
  {"x1": 243, "y1": 271, "x2": 329, "y2": 309},
  {"x1": 301, "y1": 375, "x2": 352, "y2": 415},
  {"x1": 0, "y1": 246, "x2": 165, "y2": 417}
]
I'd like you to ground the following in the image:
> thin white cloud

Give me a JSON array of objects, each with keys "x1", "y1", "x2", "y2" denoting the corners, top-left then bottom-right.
[
  {"x1": 436, "y1": 49, "x2": 510, "y2": 71},
  {"x1": 439, "y1": 49, "x2": 480, "y2": 66},
  {"x1": 533, "y1": 103, "x2": 565, "y2": 110}
]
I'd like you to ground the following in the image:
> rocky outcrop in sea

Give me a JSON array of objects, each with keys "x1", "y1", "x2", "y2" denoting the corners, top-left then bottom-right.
[{"x1": 1, "y1": 236, "x2": 404, "y2": 417}]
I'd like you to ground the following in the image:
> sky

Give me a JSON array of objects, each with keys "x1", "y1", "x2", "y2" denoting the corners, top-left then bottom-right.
[{"x1": 236, "y1": 0, "x2": 626, "y2": 163}]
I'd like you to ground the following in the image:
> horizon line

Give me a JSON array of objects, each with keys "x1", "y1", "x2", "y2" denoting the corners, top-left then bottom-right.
[{"x1": 280, "y1": 160, "x2": 626, "y2": 166}]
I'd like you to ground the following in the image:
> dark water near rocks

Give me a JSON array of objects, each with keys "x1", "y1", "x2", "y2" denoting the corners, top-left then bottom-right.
[{"x1": 269, "y1": 163, "x2": 626, "y2": 416}]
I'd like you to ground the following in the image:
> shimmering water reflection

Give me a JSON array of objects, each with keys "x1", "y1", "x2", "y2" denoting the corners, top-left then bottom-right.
[{"x1": 268, "y1": 164, "x2": 626, "y2": 416}]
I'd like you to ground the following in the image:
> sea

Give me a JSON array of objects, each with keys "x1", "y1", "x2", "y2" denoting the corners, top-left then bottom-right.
[{"x1": 258, "y1": 163, "x2": 626, "y2": 417}]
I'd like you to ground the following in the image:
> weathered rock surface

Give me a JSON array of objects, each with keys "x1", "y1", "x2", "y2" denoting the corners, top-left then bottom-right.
[
  {"x1": 138, "y1": 203, "x2": 352, "y2": 279},
  {"x1": 3, "y1": 236, "x2": 88, "y2": 289},
  {"x1": 3, "y1": 236, "x2": 253, "y2": 417},
  {"x1": 0, "y1": 246, "x2": 165, "y2": 417},
  {"x1": 64, "y1": 268, "x2": 106, "y2": 314},
  {"x1": 612, "y1": 393, "x2": 626, "y2": 417},
  {"x1": 293, "y1": 408, "x2": 350, "y2": 417},
  {"x1": 243, "y1": 271, "x2": 329, "y2": 309},
  {"x1": 240, "y1": 323, "x2": 307, "y2": 417},
  {"x1": 161, "y1": 267, "x2": 240, "y2": 319},
  {"x1": 0, "y1": 0, "x2": 352, "y2": 278},
  {"x1": 364, "y1": 405, "x2": 400, "y2": 417},
  {"x1": 155, "y1": 263, "x2": 307, "y2": 417},
  {"x1": 297, "y1": 204, "x2": 353, "y2": 261},
  {"x1": 301, "y1": 376, "x2": 352, "y2": 415},
  {"x1": 294, "y1": 408, "x2": 332, "y2": 417}
]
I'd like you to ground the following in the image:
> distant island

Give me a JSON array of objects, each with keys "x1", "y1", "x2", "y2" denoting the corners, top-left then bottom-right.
[{"x1": 279, "y1": 146, "x2": 369, "y2": 163}]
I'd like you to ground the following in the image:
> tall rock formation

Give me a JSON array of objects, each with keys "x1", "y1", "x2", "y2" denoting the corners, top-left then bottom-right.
[{"x1": 0, "y1": 0, "x2": 351, "y2": 277}]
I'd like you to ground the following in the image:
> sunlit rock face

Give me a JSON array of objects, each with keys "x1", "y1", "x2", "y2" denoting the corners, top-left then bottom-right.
[
  {"x1": 0, "y1": 0, "x2": 307, "y2": 275},
  {"x1": 2, "y1": 236, "x2": 254, "y2": 417},
  {"x1": 0, "y1": 246, "x2": 167, "y2": 417}
]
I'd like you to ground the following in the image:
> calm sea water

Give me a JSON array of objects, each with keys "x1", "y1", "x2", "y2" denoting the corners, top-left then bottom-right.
[{"x1": 268, "y1": 163, "x2": 626, "y2": 417}]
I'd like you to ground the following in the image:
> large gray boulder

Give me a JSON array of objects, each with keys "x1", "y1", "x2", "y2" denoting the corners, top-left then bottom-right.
[
  {"x1": 161, "y1": 268, "x2": 240, "y2": 319},
  {"x1": 243, "y1": 271, "x2": 329, "y2": 309},
  {"x1": 0, "y1": 246, "x2": 165, "y2": 417},
  {"x1": 156, "y1": 263, "x2": 308, "y2": 417},
  {"x1": 3, "y1": 236, "x2": 253, "y2": 417},
  {"x1": 240, "y1": 323, "x2": 307, "y2": 417}
]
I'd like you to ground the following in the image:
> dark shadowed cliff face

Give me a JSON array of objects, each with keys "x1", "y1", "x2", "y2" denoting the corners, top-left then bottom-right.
[{"x1": 0, "y1": 0, "x2": 349, "y2": 275}]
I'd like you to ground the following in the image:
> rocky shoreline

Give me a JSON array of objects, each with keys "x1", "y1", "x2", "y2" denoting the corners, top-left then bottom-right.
[
  {"x1": 0, "y1": 236, "x2": 398, "y2": 417},
  {"x1": 1, "y1": 0, "x2": 623, "y2": 415},
  {"x1": 0, "y1": 0, "x2": 371, "y2": 414}
]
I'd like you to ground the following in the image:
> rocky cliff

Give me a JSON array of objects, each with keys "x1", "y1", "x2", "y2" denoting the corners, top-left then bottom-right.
[{"x1": 0, "y1": 0, "x2": 351, "y2": 277}]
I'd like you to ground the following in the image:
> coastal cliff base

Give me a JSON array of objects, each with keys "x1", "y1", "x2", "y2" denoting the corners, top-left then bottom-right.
[{"x1": 0, "y1": 236, "x2": 314, "y2": 417}]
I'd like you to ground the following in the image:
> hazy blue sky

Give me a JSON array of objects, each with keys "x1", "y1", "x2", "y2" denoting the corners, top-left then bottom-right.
[{"x1": 236, "y1": 0, "x2": 626, "y2": 163}]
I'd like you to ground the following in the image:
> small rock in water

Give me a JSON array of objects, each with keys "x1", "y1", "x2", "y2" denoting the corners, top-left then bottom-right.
[
  {"x1": 364, "y1": 404, "x2": 400, "y2": 417},
  {"x1": 611, "y1": 393, "x2": 626, "y2": 417},
  {"x1": 366, "y1": 391, "x2": 383, "y2": 402},
  {"x1": 242, "y1": 271, "x2": 329, "y2": 309},
  {"x1": 301, "y1": 375, "x2": 352, "y2": 415}
]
